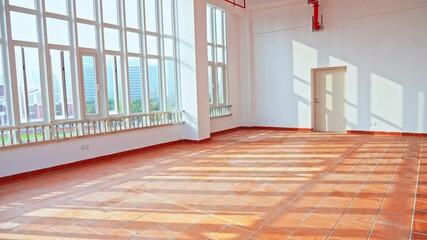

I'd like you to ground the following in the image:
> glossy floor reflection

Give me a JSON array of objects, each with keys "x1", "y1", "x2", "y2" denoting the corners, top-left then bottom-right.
[{"x1": 0, "y1": 129, "x2": 425, "y2": 239}]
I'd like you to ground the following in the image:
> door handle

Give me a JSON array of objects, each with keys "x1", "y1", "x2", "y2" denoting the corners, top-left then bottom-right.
[{"x1": 315, "y1": 98, "x2": 320, "y2": 104}]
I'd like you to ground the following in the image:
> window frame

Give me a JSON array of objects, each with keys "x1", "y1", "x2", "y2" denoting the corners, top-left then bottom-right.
[
  {"x1": 0, "y1": 0, "x2": 180, "y2": 130},
  {"x1": 123, "y1": 0, "x2": 146, "y2": 115},
  {"x1": 5, "y1": 0, "x2": 48, "y2": 125},
  {"x1": 100, "y1": 0, "x2": 127, "y2": 117},
  {"x1": 79, "y1": 51, "x2": 100, "y2": 117},
  {"x1": 42, "y1": 0, "x2": 78, "y2": 121},
  {"x1": 207, "y1": 5, "x2": 229, "y2": 108}
]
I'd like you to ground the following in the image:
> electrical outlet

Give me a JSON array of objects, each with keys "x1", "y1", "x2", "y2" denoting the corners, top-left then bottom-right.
[{"x1": 81, "y1": 144, "x2": 89, "y2": 150}]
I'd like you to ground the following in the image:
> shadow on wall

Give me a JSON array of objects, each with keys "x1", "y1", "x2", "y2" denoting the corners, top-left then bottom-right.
[
  {"x1": 290, "y1": 40, "x2": 426, "y2": 133},
  {"x1": 252, "y1": 5, "x2": 427, "y2": 133}
]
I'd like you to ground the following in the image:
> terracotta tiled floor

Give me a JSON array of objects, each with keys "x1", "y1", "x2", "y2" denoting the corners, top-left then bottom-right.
[{"x1": 0, "y1": 130, "x2": 426, "y2": 239}]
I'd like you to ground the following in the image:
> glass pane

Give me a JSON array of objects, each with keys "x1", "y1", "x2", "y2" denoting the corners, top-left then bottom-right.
[
  {"x1": 106, "y1": 55, "x2": 123, "y2": 114},
  {"x1": 125, "y1": 0, "x2": 139, "y2": 29},
  {"x1": 77, "y1": 24, "x2": 96, "y2": 48},
  {"x1": 217, "y1": 47, "x2": 224, "y2": 63},
  {"x1": 11, "y1": 12, "x2": 38, "y2": 42},
  {"x1": 127, "y1": 32, "x2": 140, "y2": 53},
  {"x1": 9, "y1": 0, "x2": 35, "y2": 9},
  {"x1": 165, "y1": 60, "x2": 176, "y2": 111},
  {"x1": 104, "y1": 28, "x2": 120, "y2": 51},
  {"x1": 0, "y1": 47, "x2": 8, "y2": 126},
  {"x1": 208, "y1": 66, "x2": 213, "y2": 104},
  {"x1": 217, "y1": 66, "x2": 224, "y2": 105},
  {"x1": 50, "y1": 50, "x2": 74, "y2": 120},
  {"x1": 207, "y1": 45, "x2": 213, "y2": 62},
  {"x1": 206, "y1": 6, "x2": 213, "y2": 43},
  {"x1": 76, "y1": 0, "x2": 95, "y2": 20},
  {"x1": 45, "y1": 0, "x2": 67, "y2": 15},
  {"x1": 15, "y1": 47, "x2": 43, "y2": 123},
  {"x1": 144, "y1": 0, "x2": 157, "y2": 32},
  {"x1": 102, "y1": 0, "x2": 118, "y2": 25},
  {"x1": 164, "y1": 38, "x2": 174, "y2": 57},
  {"x1": 128, "y1": 57, "x2": 143, "y2": 113},
  {"x1": 146, "y1": 35, "x2": 158, "y2": 55},
  {"x1": 82, "y1": 55, "x2": 98, "y2": 115},
  {"x1": 162, "y1": 0, "x2": 173, "y2": 35},
  {"x1": 147, "y1": 59, "x2": 160, "y2": 111},
  {"x1": 47, "y1": 18, "x2": 70, "y2": 45},
  {"x1": 215, "y1": 9, "x2": 224, "y2": 45}
]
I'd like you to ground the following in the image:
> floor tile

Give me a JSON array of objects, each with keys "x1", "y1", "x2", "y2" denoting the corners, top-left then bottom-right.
[{"x1": 0, "y1": 130, "x2": 423, "y2": 240}]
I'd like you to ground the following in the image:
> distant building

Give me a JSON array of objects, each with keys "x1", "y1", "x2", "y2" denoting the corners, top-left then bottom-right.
[
  {"x1": 128, "y1": 63, "x2": 142, "y2": 101},
  {"x1": 83, "y1": 57, "x2": 96, "y2": 104}
]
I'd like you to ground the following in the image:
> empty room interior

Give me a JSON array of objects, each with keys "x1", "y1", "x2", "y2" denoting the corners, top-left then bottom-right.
[{"x1": 0, "y1": 0, "x2": 427, "y2": 239}]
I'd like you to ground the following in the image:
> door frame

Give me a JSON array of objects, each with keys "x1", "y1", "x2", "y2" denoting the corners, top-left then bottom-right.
[{"x1": 311, "y1": 66, "x2": 347, "y2": 132}]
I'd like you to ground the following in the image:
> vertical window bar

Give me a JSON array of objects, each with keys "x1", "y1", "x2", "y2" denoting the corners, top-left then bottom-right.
[
  {"x1": 21, "y1": 47, "x2": 30, "y2": 123},
  {"x1": 114, "y1": 56, "x2": 119, "y2": 113},
  {"x1": 60, "y1": 51, "x2": 69, "y2": 119}
]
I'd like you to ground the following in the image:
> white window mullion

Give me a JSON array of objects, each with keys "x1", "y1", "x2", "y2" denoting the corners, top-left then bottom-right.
[
  {"x1": 47, "y1": 44, "x2": 72, "y2": 51},
  {"x1": 45, "y1": 12, "x2": 70, "y2": 20},
  {"x1": 159, "y1": 0, "x2": 166, "y2": 112},
  {"x1": 118, "y1": 0, "x2": 127, "y2": 116},
  {"x1": 72, "y1": 0, "x2": 84, "y2": 120},
  {"x1": 8, "y1": 5, "x2": 38, "y2": 15},
  {"x1": 139, "y1": 0, "x2": 148, "y2": 114},
  {"x1": 142, "y1": 0, "x2": 150, "y2": 113},
  {"x1": 76, "y1": 18, "x2": 96, "y2": 25},
  {"x1": 97, "y1": 0, "x2": 107, "y2": 118},
  {"x1": 9, "y1": 40, "x2": 39, "y2": 48},
  {"x1": 120, "y1": 0, "x2": 130, "y2": 116},
  {"x1": 172, "y1": 0, "x2": 180, "y2": 111},
  {"x1": 40, "y1": 0, "x2": 55, "y2": 123}
]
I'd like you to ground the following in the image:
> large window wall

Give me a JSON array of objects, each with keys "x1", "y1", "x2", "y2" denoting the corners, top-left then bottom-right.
[
  {"x1": 0, "y1": 0, "x2": 179, "y2": 129},
  {"x1": 207, "y1": 5, "x2": 229, "y2": 112}
]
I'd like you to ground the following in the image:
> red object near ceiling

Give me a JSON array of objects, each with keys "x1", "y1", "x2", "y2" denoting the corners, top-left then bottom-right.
[
  {"x1": 308, "y1": 0, "x2": 322, "y2": 31},
  {"x1": 224, "y1": 0, "x2": 246, "y2": 9}
]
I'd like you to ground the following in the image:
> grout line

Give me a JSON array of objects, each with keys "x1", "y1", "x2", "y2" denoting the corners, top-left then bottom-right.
[
  {"x1": 366, "y1": 136, "x2": 410, "y2": 239},
  {"x1": 282, "y1": 135, "x2": 370, "y2": 240},
  {"x1": 325, "y1": 135, "x2": 397, "y2": 239}
]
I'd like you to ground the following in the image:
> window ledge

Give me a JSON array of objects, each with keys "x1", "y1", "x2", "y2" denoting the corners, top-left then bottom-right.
[
  {"x1": 0, "y1": 111, "x2": 183, "y2": 149},
  {"x1": 210, "y1": 105, "x2": 232, "y2": 119}
]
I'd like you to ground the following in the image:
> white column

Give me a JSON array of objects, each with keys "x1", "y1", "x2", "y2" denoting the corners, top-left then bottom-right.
[{"x1": 177, "y1": 0, "x2": 210, "y2": 140}]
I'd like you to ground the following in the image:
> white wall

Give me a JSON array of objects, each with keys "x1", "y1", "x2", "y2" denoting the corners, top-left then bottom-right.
[
  {"x1": 177, "y1": 0, "x2": 211, "y2": 141},
  {"x1": 0, "y1": 125, "x2": 183, "y2": 177},
  {"x1": 244, "y1": 0, "x2": 427, "y2": 133}
]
